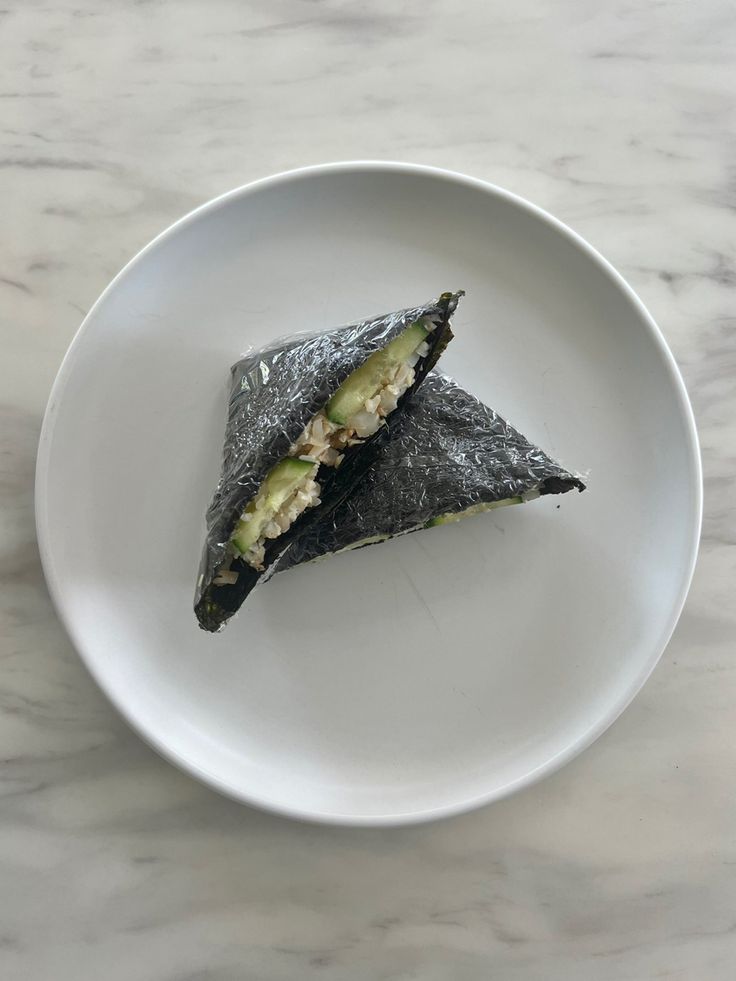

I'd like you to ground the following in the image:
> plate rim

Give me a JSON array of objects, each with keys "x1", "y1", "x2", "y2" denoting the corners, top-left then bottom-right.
[{"x1": 35, "y1": 160, "x2": 703, "y2": 826}]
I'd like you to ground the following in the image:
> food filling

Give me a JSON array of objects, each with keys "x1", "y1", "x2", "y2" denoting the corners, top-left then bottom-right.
[
  {"x1": 216, "y1": 317, "x2": 438, "y2": 576},
  {"x1": 426, "y1": 494, "x2": 532, "y2": 527},
  {"x1": 328, "y1": 493, "x2": 536, "y2": 558}
]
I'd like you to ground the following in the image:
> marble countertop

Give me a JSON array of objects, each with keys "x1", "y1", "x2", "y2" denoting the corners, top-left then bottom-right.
[{"x1": 2, "y1": 2, "x2": 734, "y2": 978}]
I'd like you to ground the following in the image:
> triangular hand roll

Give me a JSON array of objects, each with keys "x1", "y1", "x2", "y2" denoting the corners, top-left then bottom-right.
[
  {"x1": 277, "y1": 371, "x2": 585, "y2": 570},
  {"x1": 195, "y1": 293, "x2": 463, "y2": 631}
]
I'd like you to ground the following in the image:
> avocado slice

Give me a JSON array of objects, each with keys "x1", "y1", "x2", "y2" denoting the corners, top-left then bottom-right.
[
  {"x1": 426, "y1": 497, "x2": 524, "y2": 528},
  {"x1": 232, "y1": 457, "x2": 316, "y2": 554},
  {"x1": 325, "y1": 320, "x2": 429, "y2": 425}
]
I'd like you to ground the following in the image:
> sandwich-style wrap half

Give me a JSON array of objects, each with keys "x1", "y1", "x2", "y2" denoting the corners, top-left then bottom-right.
[
  {"x1": 276, "y1": 371, "x2": 585, "y2": 570},
  {"x1": 195, "y1": 292, "x2": 463, "y2": 631}
]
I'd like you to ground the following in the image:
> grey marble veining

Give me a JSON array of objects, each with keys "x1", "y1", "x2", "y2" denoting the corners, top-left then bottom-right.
[{"x1": 1, "y1": 1, "x2": 735, "y2": 978}]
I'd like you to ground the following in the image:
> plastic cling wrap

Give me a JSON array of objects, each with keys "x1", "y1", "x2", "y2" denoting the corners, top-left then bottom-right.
[
  {"x1": 195, "y1": 292, "x2": 463, "y2": 631},
  {"x1": 277, "y1": 371, "x2": 585, "y2": 571}
]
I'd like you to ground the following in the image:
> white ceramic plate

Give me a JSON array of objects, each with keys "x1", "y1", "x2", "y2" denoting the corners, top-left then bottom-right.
[{"x1": 36, "y1": 163, "x2": 701, "y2": 825}]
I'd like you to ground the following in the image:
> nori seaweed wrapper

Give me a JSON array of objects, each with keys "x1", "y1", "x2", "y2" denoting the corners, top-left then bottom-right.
[
  {"x1": 195, "y1": 292, "x2": 463, "y2": 631},
  {"x1": 277, "y1": 371, "x2": 585, "y2": 570}
]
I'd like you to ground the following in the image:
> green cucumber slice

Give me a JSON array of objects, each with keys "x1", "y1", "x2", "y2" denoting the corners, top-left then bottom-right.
[
  {"x1": 232, "y1": 458, "x2": 315, "y2": 554},
  {"x1": 325, "y1": 320, "x2": 429, "y2": 425},
  {"x1": 426, "y1": 496, "x2": 524, "y2": 528}
]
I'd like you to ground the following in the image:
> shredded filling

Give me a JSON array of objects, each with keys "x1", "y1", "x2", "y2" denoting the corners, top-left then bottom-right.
[
  {"x1": 291, "y1": 356, "x2": 420, "y2": 462},
  {"x1": 218, "y1": 321, "x2": 436, "y2": 576}
]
